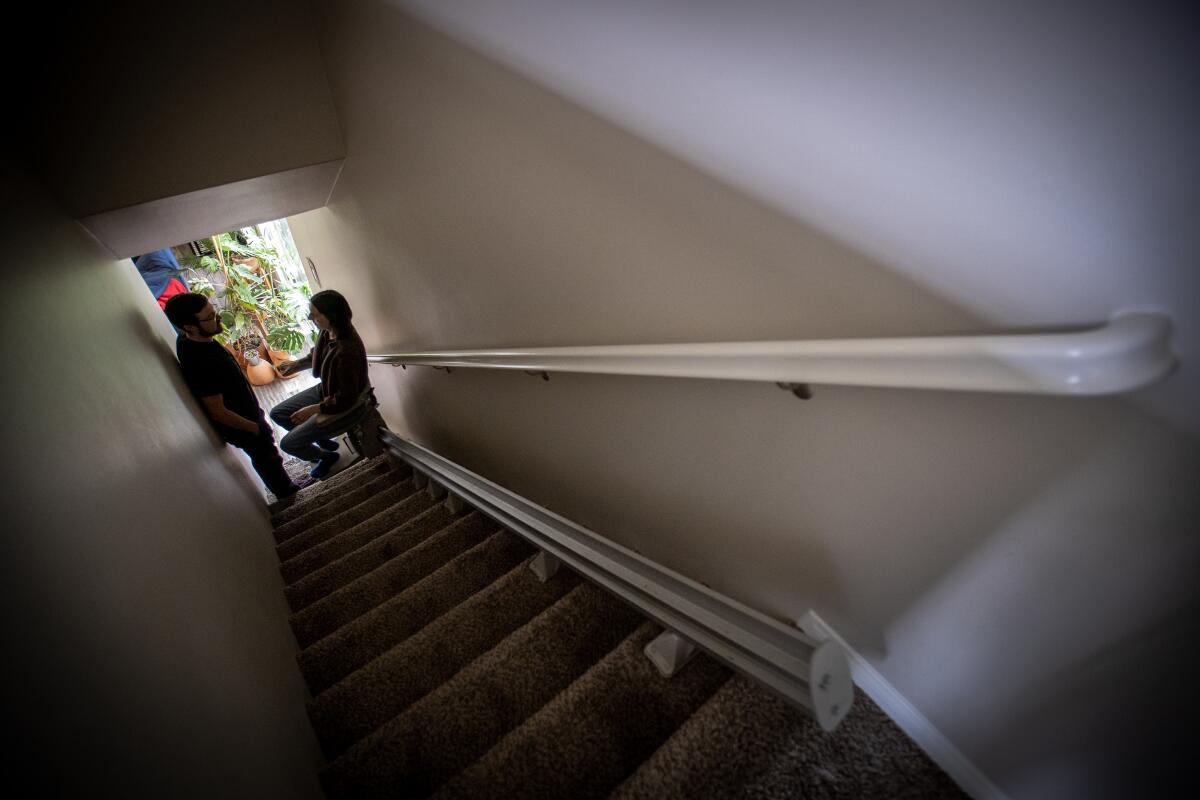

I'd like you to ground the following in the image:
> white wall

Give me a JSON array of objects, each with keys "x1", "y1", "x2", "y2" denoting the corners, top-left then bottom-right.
[
  {"x1": 0, "y1": 163, "x2": 323, "y2": 797},
  {"x1": 388, "y1": 0, "x2": 1200, "y2": 437},
  {"x1": 291, "y1": 4, "x2": 1199, "y2": 797}
]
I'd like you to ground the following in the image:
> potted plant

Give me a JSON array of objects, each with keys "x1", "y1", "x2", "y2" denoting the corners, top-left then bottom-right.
[{"x1": 181, "y1": 229, "x2": 316, "y2": 382}]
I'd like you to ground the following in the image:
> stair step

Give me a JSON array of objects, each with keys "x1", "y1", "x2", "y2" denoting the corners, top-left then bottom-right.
[
  {"x1": 289, "y1": 512, "x2": 498, "y2": 649},
  {"x1": 278, "y1": 479, "x2": 419, "y2": 564},
  {"x1": 434, "y1": 622, "x2": 730, "y2": 800},
  {"x1": 279, "y1": 484, "x2": 434, "y2": 585},
  {"x1": 308, "y1": 553, "x2": 579, "y2": 755},
  {"x1": 610, "y1": 674, "x2": 792, "y2": 800},
  {"x1": 274, "y1": 468, "x2": 404, "y2": 545},
  {"x1": 285, "y1": 503, "x2": 461, "y2": 614},
  {"x1": 320, "y1": 582, "x2": 642, "y2": 799},
  {"x1": 298, "y1": 528, "x2": 535, "y2": 694},
  {"x1": 614, "y1": 674, "x2": 966, "y2": 799},
  {"x1": 271, "y1": 456, "x2": 394, "y2": 525}
]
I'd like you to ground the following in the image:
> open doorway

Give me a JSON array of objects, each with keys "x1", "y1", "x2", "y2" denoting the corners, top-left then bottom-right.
[{"x1": 133, "y1": 218, "x2": 350, "y2": 490}]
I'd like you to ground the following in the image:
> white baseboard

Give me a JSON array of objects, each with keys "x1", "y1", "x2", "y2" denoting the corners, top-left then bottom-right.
[{"x1": 797, "y1": 610, "x2": 1009, "y2": 800}]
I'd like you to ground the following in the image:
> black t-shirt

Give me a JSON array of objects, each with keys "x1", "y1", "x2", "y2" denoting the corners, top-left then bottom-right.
[{"x1": 176, "y1": 335, "x2": 263, "y2": 438}]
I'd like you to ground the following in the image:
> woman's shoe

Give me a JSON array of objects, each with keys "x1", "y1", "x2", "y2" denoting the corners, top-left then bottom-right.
[{"x1": 310, "y1": 450, "x2": 341, "y2": 480}]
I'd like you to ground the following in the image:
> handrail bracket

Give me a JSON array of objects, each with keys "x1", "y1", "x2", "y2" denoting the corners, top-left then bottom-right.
[{"x1": 777, "y1": 382, "x2": 814, "y2": 400}]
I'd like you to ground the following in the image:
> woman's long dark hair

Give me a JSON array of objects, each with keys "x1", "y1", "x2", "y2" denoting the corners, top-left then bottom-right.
[{"x1": 311, "y1": 289, "x2": 353, "y2": 336}]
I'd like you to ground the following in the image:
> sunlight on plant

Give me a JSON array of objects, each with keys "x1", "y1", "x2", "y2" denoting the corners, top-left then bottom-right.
[{"x1": 178, "y1": 221, "x2": 316, "y2": 357}]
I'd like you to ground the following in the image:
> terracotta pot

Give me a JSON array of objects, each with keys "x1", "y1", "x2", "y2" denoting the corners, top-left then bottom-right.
[
  {"x1": 231, "y1": 255, "x2": 262, "y2": 272},
  {"x1": 245, "y1": 353, "x2": 276, "y2": 386}
]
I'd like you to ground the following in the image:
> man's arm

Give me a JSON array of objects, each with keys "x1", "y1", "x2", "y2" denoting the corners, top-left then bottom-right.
[{"x1": 200, "y1": 395, "x2": 261, "y2": 433}]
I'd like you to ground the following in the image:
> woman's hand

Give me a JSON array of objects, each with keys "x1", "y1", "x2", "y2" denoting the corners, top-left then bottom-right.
[
  {"x1": 290, "y1": 404, "x2": 320, "y2": 425},
  {"x1": 277, "y1": 360, "x2": 299, "y2": 377}
]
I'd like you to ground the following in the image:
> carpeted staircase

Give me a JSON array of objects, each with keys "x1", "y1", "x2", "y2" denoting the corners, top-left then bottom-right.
[{"x1": 270, "y1": 455, "x2": 967, "y2": 799}]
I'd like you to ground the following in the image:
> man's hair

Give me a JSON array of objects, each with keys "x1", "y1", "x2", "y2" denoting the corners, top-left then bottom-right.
[
  {"x1": 311, "y1": 289, "x2": 353, "y2": 335},
  {"x1": 164, "y1": 292, "x2": 209, "y2": 330}
]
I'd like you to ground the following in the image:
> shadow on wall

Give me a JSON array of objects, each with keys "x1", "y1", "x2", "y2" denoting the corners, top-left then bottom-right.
[
  {"x1": 3, "y1": 170, "x2": 321, "y2": 796},
  {"x1": 978, "y1": 605, "x2": 1200, "y2": 799},
  {"x1": 881, "y1": 403, "x2": 1200, "y2": 794}
]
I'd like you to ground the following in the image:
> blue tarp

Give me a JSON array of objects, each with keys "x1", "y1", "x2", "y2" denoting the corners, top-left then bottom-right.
[{"x1": 134, "y1": 248, "x2": 188, "y2": 298}]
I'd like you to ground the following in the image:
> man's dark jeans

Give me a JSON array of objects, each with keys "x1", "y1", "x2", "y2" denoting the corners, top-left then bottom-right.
[{"x1": 223, "y1": 417, "x2": 295, "y2": 496}]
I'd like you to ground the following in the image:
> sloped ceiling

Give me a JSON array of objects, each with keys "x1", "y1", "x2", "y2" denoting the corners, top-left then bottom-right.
[
  {"x1": 387, "y1": 0, "x2": 1199, "y2": 433},
  {"x1": 79, "y1": 161, "x2": 344, "y2": 259}
]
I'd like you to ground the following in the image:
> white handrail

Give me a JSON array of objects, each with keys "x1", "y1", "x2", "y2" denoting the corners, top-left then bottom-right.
[{"x1": 368, "y1": 312, "x2": 1175, "y2": 396}]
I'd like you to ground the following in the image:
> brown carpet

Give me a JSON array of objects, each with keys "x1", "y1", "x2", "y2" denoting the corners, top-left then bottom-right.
[
  {"x1": 272, "y1": 455, "x2": 968, "y2": 799},
  {"x1": 270, "y1": 456, "x2": 395, "y2": 524}
]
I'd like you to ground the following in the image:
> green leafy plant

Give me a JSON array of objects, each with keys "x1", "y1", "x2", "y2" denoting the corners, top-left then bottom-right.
[
  {"x1": 180, "y1": 227, "x2": 315, "y2": 358},
  {"x1": 265, "y1": 287, "x2": 312, "y2": 352}
]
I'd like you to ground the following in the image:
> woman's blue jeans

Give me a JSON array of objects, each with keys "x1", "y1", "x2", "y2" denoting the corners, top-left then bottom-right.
[{"x1": 269, "y1": 384, "x2": 340, "y2": 461}]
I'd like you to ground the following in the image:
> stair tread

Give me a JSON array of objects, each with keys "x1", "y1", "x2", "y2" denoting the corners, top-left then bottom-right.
[
  {"x1": 280, "y1": 483, "x2": 433, "y2": 585},
  {"x1": 270, "y1": 456, "x2": 393, "y2": 523},
  {"x1": 289, "y1": 510, "x2": 496, "y2": 649},
  {"x1": 613, "y1": 673, "x2": 967, "y2": 800},
  {"x1": 274, "y1": 469, "x2": 404, "y2": 545},
  {"x1": 268, "y1": 456, "x2": 375, "y2": 519},
  {"x1": 321, "y1": 581, "x2": 641, "y2": 798},
  {"x1": 434, "y1": 622, "x2": 730, "y2": 800},
  {"x1": 309, "y1": 551, "x2": 579, "y2": 755},
  {"x1": 280, "y1": 479, "x2": 417, "y2": 561},
  {"x1": 285, "y1": 503, "x2": 461, "y2": 614},
  {"x1": 298, "y1": 527, "x2": 534, "y2": 694}
]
